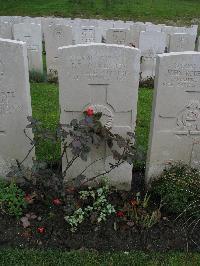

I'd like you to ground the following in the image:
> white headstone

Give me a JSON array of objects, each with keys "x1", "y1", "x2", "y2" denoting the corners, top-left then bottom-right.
[
  {"x1": 129, "y1": 23, "x2": 146, "y2": 48},
  {"x1": 98, "y1": 20, "x2": 114, "y2": 40},
  {"x1": 139, "y1": 31, "x2": 167, "y2": 56},
  {"x1": 197, "y1": 36, "x2": 200, "y2": 52},
  {"x1": 75, "y1": 26, "x2": 102, "y2": 44},
  {"x1": 140, "y1": 56, "x2": 156, "y2": 81},
  {"x1": 0, "y1": 38, "x2": 34, "y2": 176},
  {"x1": 162, "y1": 25, "x2": 197, "y2": 51},
  {"x1": 146, "y1": 24, "x2": 162, "y2": 32},
  {"x1": 169, "y1": 33, "x2": 196, "y2": 52},
  {"x1": 146, "y1": 52, "x2": 200, "y2": 182},
  {"x1": 13, "y1": 23, "x2": 43, "y2": 74},
  {"x1": 44, "y1": 24, "x2": 73, "y2": 79},
  {"x1": 0, "y1": 22, "x2": 12, "y2": 39},
  {"x1": 58, "y1": 44, "x2": 141, "y2": 190},
  {"x1": 106, "y1": 28, "x2": 130, "y2": 45}
]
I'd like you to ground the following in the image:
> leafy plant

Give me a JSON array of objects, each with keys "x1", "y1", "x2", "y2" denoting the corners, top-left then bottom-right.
[
  {"x1": 151, "y1": 164, "x2": 200, "y2": 215},
  {"x1": 64, "y1": 177, "x2": 115, "y2": 232},
  {"x1": 119, "y1": 192, "x2": 161, "y2": 229},
  {"x1": 20, "y1": 107, "x2": 136, "y2": 193},
  {"x1": 0, "y1": 178, "x2": 27, "y2": 218}
]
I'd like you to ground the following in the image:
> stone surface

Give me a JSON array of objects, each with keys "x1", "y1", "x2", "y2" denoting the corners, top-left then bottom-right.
[
  {"x1": 0, "y1": 38, "x2": 34, "y2": 176},
  {"x1": 58, "y1": 44, "x2": 141, "y2": 190},
  {"x1": 75, "y1": 26, "x2": 102, "y2": 44},
  {"x1": 129, "y1": 23, "x2": 146, "y2": 48},
  {"x1": 106, "y1": 28, "x2": 130, "y2": 45},
  {"x1": 44, "y1": 24, "x2": 73, "y2": 78},
  {"x1": 162, "y1": 25, "x2": 198, "y2": 51},
  {"x1": 140, "y1": 56, "x2": 156, "y2": 81},
  {"x1": 169, "y1": 33, "x2": 196, "y2": 52},
  {"x1": 0, "y1": 22, "x2": 13, "y2": 39},
  {"x1": 145, "y1": 24, "x2": 162, "y2": 32},
  {"x1": 13, "y1": 23, "x2": 43, "y2": 74},
  {"x1": 139, "y1": 31, "x2": 166, "y2": 56},
  {"x1": 146, "y1": 52, "x2": 200, "y2": 183}
]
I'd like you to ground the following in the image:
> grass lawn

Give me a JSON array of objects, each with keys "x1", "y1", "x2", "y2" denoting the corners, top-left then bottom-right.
[
  {"x1": 1, "y1": 0, "x2": 200, "y2": 24},
  {"x1": 1, "y1": 249, "x2": 200, "y2": 266},
  {"x1": 30, "y1": 82, "x2": 153, "y2": 162}
]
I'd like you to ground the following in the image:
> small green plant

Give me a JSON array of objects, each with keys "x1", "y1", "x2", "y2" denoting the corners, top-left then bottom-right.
[
  {"x1": 65, "y1": 177, "x2": 115, "y2": 232},
  {"x1": 0, "y1": 179, "x2": 27, "y2": 218},
  {"x1": 151, "y1": 164, "x2": 200, "y2": 215},
  {"x1": 119, "y1": 192, "x2": 161, "y2": 229}
]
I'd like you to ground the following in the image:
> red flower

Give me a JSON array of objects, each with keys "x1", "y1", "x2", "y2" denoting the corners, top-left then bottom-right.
[
  {"x1": 86, "y1": 107, "x2": 94, "y2": 117},
  {"x1": 116, "y1": 211, "x2": 125, "y2": 217},
  {"x1": 37, "y1": 227, "x2": 45, "y2": 234},
  {"x1": 52, "y1": 198, "x2": 62, "y2": 205}
]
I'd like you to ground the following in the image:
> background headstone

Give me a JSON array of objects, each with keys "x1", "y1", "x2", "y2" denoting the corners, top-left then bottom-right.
[
  {"x1": 75, "y1": 26, "x2": 102, "y2": 44},
  {"x1": 129, "y1": 23, "x2": 146, "y2": 48},
  {"x1": 0, "y1": 22, "x2": 13, "y2": 39},
  {"x1": 140, "y1": 56, "x2": 156, "y2": 81},
  {"x1": 169, "y1": 33, "x2": 196, "y2": 52},
  {"x1": 0, "y1": 38, "x2": 34, "y2": 176},
  {"x1": 139, "y1": 31, "x2": 167, "y2": 57},
  {"x1": 13, "y1": 23, "x2": 43, "y2": 74},
  {"x1": 58, "y1": 44, "x2": 141, "y2": 190},
  {"x1": 106, "y1": 28, "x2": 130, "y2": 45},
  {"x1": 44, "y1": 24, "x2": 73, "y2": 79}
]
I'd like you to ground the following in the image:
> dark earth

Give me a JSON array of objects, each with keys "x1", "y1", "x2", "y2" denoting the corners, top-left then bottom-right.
[{"x1": 0, "y1": 167, "x2": 200, "y2": 253}]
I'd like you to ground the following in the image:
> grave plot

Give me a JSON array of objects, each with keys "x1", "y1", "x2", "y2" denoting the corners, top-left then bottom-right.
[{"x1": 58, "y1": 43, "x2": 140, "y2": 190}]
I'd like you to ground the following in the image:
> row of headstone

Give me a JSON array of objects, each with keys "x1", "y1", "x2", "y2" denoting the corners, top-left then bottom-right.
[
  {"x1": 1, "y1": 38, "x2": 200, "y2": 188},
  {"x1": 0, "y1": 16, "x2": 199, "y2": 81}
]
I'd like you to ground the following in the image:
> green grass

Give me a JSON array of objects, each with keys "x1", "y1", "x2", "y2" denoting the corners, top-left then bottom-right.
[
  {"x1": 1, "y1": 249, "x2": 200, "y2": 266},
  {"x1": 30, "y1": 82, "x2": 153, "y2": 162},
  {"x1": 30, "y1": 82, "x2": 60, "y2": 161},
  {"x1": 136, "y1": 88, "x2": 153, "y2": 156},
  {"x1": 1, "y1": 0, "x2": 200, "y2": 24}
]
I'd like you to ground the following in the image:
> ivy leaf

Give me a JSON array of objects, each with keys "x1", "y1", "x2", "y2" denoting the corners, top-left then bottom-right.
[
  {"x1": 70, "y1": 119, "x2": 78, "y2": 127},
  {"x1": 80, "y1": 152, "x2": 88, "y2": 161},
  {"x1": 93, "y1": 112, "x2": 102, "y2": 120},
  {"x1": 127, "y1": 132, "x2": 135, "y2": 138},
  {"x1": 73, "y1": 174, "x2": 86, "y2": 187},
  {"x1": 112, "y1": 150, "x2": 121, "y2": 161},
  {"x1": 107, "y1": 138, "x2": 113, "y2": 148},
  {"x1": 93, "y1": 134, "x2": 101, "y2": 145},
  {"x1": 72, "y1": 140, "x2": 81, "y2": 149},
  {"x1": 117, "y1": 138, "x2": 127, "y2": 148}
]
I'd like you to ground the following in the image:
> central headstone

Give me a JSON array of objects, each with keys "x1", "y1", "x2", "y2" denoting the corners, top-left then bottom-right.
[
  {"x1": 0, "y1": 38, "x2": 34, "y2": 176},
  {"x1": 58, "y1": 44, "x2": 140, "y2": 190},
  {"x1": 146, "y1": 52, "x2": 200, "y2": 183}
]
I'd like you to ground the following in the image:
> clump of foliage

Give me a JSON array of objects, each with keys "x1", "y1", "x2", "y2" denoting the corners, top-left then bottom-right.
[
  {"x1": 65, "y1": 177, "x2": 115, "y2": 232},
  {"x1": 22, "y1": 107, "x2": 136, "y2": 192},
  {"x1": 117, "y1": 192, "x2": 161, "y2": 229},
  {"x1": 0, "y1": 179, "x2": 27, "y2": 218},
  {"x1": 151, "y1": 164, "x2": 200, "y2": 215}
]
